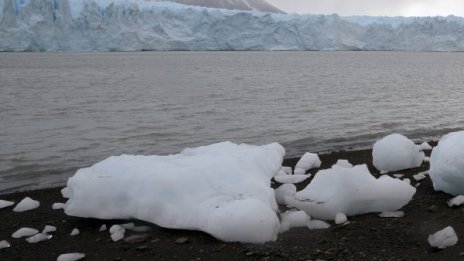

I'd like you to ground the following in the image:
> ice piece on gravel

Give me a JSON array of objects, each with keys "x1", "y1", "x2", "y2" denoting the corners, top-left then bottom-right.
[
  {"x1": 286, "y1": 164, "x2": 416, "y2": 220},
  {"x1": 13, "y1": 197, "x2": 40, "y2": 212},
  {"x1": 12, "y1": 228, "x2": 39, "y2": 238},
  {"x1": 43, "y1": 225, "x2": 57, "y2": 234},
  {"x1": 52, "y1": 203, "x2": 66, "y2": 210},
  {"x1": 307, "y1": 220, "x2": 331, "y2": 230},
  {"x1": 70, "y1": 228, "x2": 79, "y2": 236},
  {"x1": 428, "y1": 226, "x2": 458, "y2": 249},
  {"x1": 110, "y1": 226, "x2": 125, "y2": 242},
  {"x1": 121, "y1": 223, "x2": 135, "y2": 230},
  {"x1": 415, "y1": 183, "x2": 421, "y2": 188},
  {"x1": 109, "y1": 225, "x2": 124, "y2": 234},
  {"x1": 413, "y1": 173, "x2": 426, "y2": 181},
  {"x1": 420, "y1": 142, "x2": 433, "y2": 151},
  {"x1": 65, "y1": 142, "x2": 285, "y2": 243},
  {"x1": 274, "y1": 184, "x2": 297, "y2": 205},
  {"x1": 448, "y1": 195, "x2": 464, "y2": 207},
  {"x1": 295, "y1": 153, "x2": 321, "y2": 173},
  {"x1": 99, "y1": 224, "x2": 107, "y2": 232},
  {"x1": 378, "y1": 211, "x2": 404, "y2": 218},
  {"x1": 0, "y1": 240, "x2": 10, "y2": 249},
  {"x1": 403, "y1": 178, "x2": 411, "y2": 184},
  {"x1": 373, "y1": 134, "x2": 425, "y2": 172},
  {"x1": 424, "y1": 157, "x2": 430, "y2": 162},
  {"x1": 279, "y1": 210, "x2": 310, "y2": 233},
  {"x1": 61, "y1": 187, "x2": 70, "y2": 198},
  {"x1": 0, "y1": 200, "x2": 14, "y2": 209},
  {"x1": 335, "y1": 160, "x2": 353, "y2": 168},
  {"x1": 430, "y1": 131, "x2": 464, "y2": 195},
  {"x1": 393, "y1": 174, "x2": 404, "y2": 178},
  {"x1": 26, "y1": 233, "x2": 52, "y2": 243},
  {"x1": 57, "y1": 253, "x2": 86, "y2": 261},
  {"x1": 335, "y1": 213, "x2": 348, "y2": 224},
  {"x1": 281, "y1": 167, "x2": 292, "y2": 175},
  {"x1": 274, "y1": 174, "x2": 309, "y2": 184}
]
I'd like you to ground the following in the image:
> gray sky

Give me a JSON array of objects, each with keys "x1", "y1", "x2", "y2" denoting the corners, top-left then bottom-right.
[{"x1": 267, "y1": 0, "x2": 464, "y2": 17}]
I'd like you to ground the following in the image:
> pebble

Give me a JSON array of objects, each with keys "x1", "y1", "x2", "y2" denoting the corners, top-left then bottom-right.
[{"x1": 123, "y1": 234, "x2": 149, "y2": 244}]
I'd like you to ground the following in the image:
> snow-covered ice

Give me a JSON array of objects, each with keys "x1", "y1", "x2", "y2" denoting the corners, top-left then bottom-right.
[
  {"x1": 57, "y1": 253, "x2": 86, "y2": 261},
  {"x1": 274, "y1": 174, "x2": 310, "y2": 184},
  {"x1": 0, "y1": 240, "x2": 10, "y2": 249},
  {"x1": 373, "y1": 134, "x2": 425, "y2": 172},
  {"x1": 12, "y1": 228, "x2": 39, "y2": 238},
  {"x1": 285, "y1": 164, "x2": 416, "y2": 220},
  {"x1": 0, "y1": 200, "x2": 14, "y2": 209},
  {"x1": 294, "y1": 153, "x2": 321, "y2": 175},
  {"x1": 70, "y1": 228, "x2": 79, "y2": 236},
  {"x1": 3, "y1": 0, "x2": 464, "y2": 51},
  {"x1": 307, "y1": 220, "x2": 331, "y2": 230},
  {"x1": 279, "y1": 210, "x2": 310, "y2": 233},
  {"x1": 65, "y1": 142, "x2": 284, "y2": 243},
  {"x1": 428, "y1": 226, "x2": 458, "y2": 249},
  {"x1": 447, "y1": 195, "x2": 464, "y2": 207},
  {"x1": 43, "y1": 225, "x2": 57, "y2": 234},
  {"x1": 109, "y1": 225, "x2": 125, "y2": 242},
  {"x1": 26, "y1": 233, "x2": 52, "y2": 243},
  {"x1": 429, "y1": 131, "x2": 464, "y2": 195},
  {"x1": 52, "y1": 203, "x2": 66, "y2": 210},
  {"x1": 335, "y1": 213, "x2": 348, "y2": 224},
  {"x1": 274, "y1": 184, "x2": 296, "y2": 206},
  {"x1": 378, "y1": 211, "x2": 404, "y2": 218},
  {"x1": 13, "y1": 197, "x2": 40, "y2": 212}
]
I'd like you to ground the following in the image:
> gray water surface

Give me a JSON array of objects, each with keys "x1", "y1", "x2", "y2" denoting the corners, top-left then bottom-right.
[{"x1": 1, "y1": 51, "x2": 463, "y2": 193}]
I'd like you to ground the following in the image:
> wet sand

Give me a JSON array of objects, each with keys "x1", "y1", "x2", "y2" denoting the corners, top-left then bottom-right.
[{"x1": 2, "y1": 144, "x2": 464, "y2": 260}]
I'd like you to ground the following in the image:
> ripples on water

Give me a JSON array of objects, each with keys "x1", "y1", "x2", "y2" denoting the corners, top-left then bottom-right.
[{"x1": 0, "y1": 51, "x2": 463, "y2": 193}]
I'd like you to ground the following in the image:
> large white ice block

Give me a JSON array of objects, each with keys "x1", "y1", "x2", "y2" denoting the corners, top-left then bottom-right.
[{"x1": 372, "y1": 134, "x2": 424, "y2": 172}]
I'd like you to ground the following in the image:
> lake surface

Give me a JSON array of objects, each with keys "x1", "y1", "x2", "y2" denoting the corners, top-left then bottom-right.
[{"x1": 1, "y1": 51, "x2": 463, "y2": 193}]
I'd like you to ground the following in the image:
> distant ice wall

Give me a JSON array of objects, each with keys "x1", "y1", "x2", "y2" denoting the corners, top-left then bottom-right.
[{"x1": 1, "y1": 0, "x2": 464, "y2": 51}]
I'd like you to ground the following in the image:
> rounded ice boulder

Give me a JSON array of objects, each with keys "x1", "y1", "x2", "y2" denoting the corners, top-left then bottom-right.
[
  {"x1": 429, "y1": 131, "x2": 464, "y2": 195},
  {"x1": 372, "y1": 134, "x2": 424, "y2": 172}
]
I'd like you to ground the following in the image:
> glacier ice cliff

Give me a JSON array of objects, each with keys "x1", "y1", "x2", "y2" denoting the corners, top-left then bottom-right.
[{"x1": 1, "y1": 0, "x2": 464, "y2": 51}]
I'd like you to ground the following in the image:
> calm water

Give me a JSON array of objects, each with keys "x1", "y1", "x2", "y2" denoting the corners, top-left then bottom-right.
[{"x1": 1, "y1": 51, "x2": 463, "y2": 193}]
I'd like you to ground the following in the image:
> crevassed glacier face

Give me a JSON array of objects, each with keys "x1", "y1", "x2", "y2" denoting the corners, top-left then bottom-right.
[{"x1": 1, "y1": 0, "x2": 464, "y2": 51}]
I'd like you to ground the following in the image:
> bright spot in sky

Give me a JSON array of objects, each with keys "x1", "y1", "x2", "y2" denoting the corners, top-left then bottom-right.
[{"x1": 267, "y1": 0, "x2": 464, "y2": 17}]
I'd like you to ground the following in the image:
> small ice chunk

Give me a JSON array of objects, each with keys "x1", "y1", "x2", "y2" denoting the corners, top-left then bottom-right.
[
  {"x1": 275, "y1": 170, "x2": 287, "y2": 176},
  {"x1": 52, "y1": 203, "x2": 66, "y2": 210},
  {"x1": 132, "y1": 226, "x2": 152, "y2": 232},
  {"x1": 12, "y1": 228, "x2": 39, "y2": 238},
  {"x1": 26, "y1": 233, "x2": 52, "y2": 243},
  {"x1": 274, "y1": 174, "x2": 310, "y2": 184},
  {"x1": 373, "y1": 134, "x2": 424, "y2": 172},
  {"x1": 413, "y1": 173, "x2": 426, "y2": 181},
  {"x1": 393, "y1": 174, "x2": 404, "y2": 178},
  {"x1": 415, "y1": 183, "x2": 421, "y2": 188},
  {"x1": 403, "y1": 178, "x2": 411, "y2": 184},
  {"x1": 335, "y1": 213, "x2": 348, "y2": 224},
  {"x1": 109, "y1": 225, "x2": 124, "y2": 234},
  {"x1": 109, "y1": 225, "x2": 125, "y2": 242},
  {"x1": 448, "y1": 195, "x2": 464, "y2": 207},
  {"x1": 420, "y1": 142, "x2": 433, "y2": 151},
  {"x1": 99, "y1": 224, "x2": 107, "y2": 232},
  {"x1": 293, "y1": 168, "x2": 305, "y2": 175},
  {"x1": 307, "y1": 220, "x2": 331, "y2": 230},
  {"x1": 279, "y1": 210, "x2": 310, "y2": 233},
  {"x1": 0, "y1": 200, "x2": 14, "y2": 209},
  {"x1": 120, "y1": 223, "x2": 135, "y2": 230},
  {"x1": 61, "y1": 187, "x2": 70, "y2": 198},
  {"x1": 13, "y1": 197, "x2": 40, "y2": 212},
  {"x1": 378, "y1": 211, "x2": 404, "y2": 218},
  {"x1": 281, "y1": 167, "x2": 292, "y2": 175},
  {"x1": 295, "y1": 152, "x2": 321, "y2": 173},
  {"x1": 43, "y1": 225, "x2": 57, "y2": 234},
  {"x1": 70, "y1": 228, "x2": 80, "y2": 236},
  {"x1": 57, "y1": 253, "x2": 86, "y2": 261},
  {"x1": 428, "y1": 226, "x2": 458, "y2": 249},
  {"x1": 424, "y1": 157, "x2": 430, "y2": 162},
  {"x1": 335, "y1": 160, "x2": 353, "y2": 168},
  {"x1": 274, "y1": 184, "x2": 296, "y2": 205},
  {"x1": 0, "y1": 240, "x2": 10, "y2": 249}
]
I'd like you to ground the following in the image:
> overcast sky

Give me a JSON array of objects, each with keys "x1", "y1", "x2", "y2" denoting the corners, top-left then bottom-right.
[{"x1": 266, "y1": 0, "x2": 464, "y2": 17}]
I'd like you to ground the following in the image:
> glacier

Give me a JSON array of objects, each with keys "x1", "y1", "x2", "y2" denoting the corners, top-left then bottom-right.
[{"x1": 1, "y1": 0, "x2": 464, "y2": 51}]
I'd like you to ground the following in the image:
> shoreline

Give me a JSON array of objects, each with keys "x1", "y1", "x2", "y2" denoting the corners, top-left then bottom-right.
[{"x1": 2, "y1": 145, "x2": 463, "y2": 260}]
